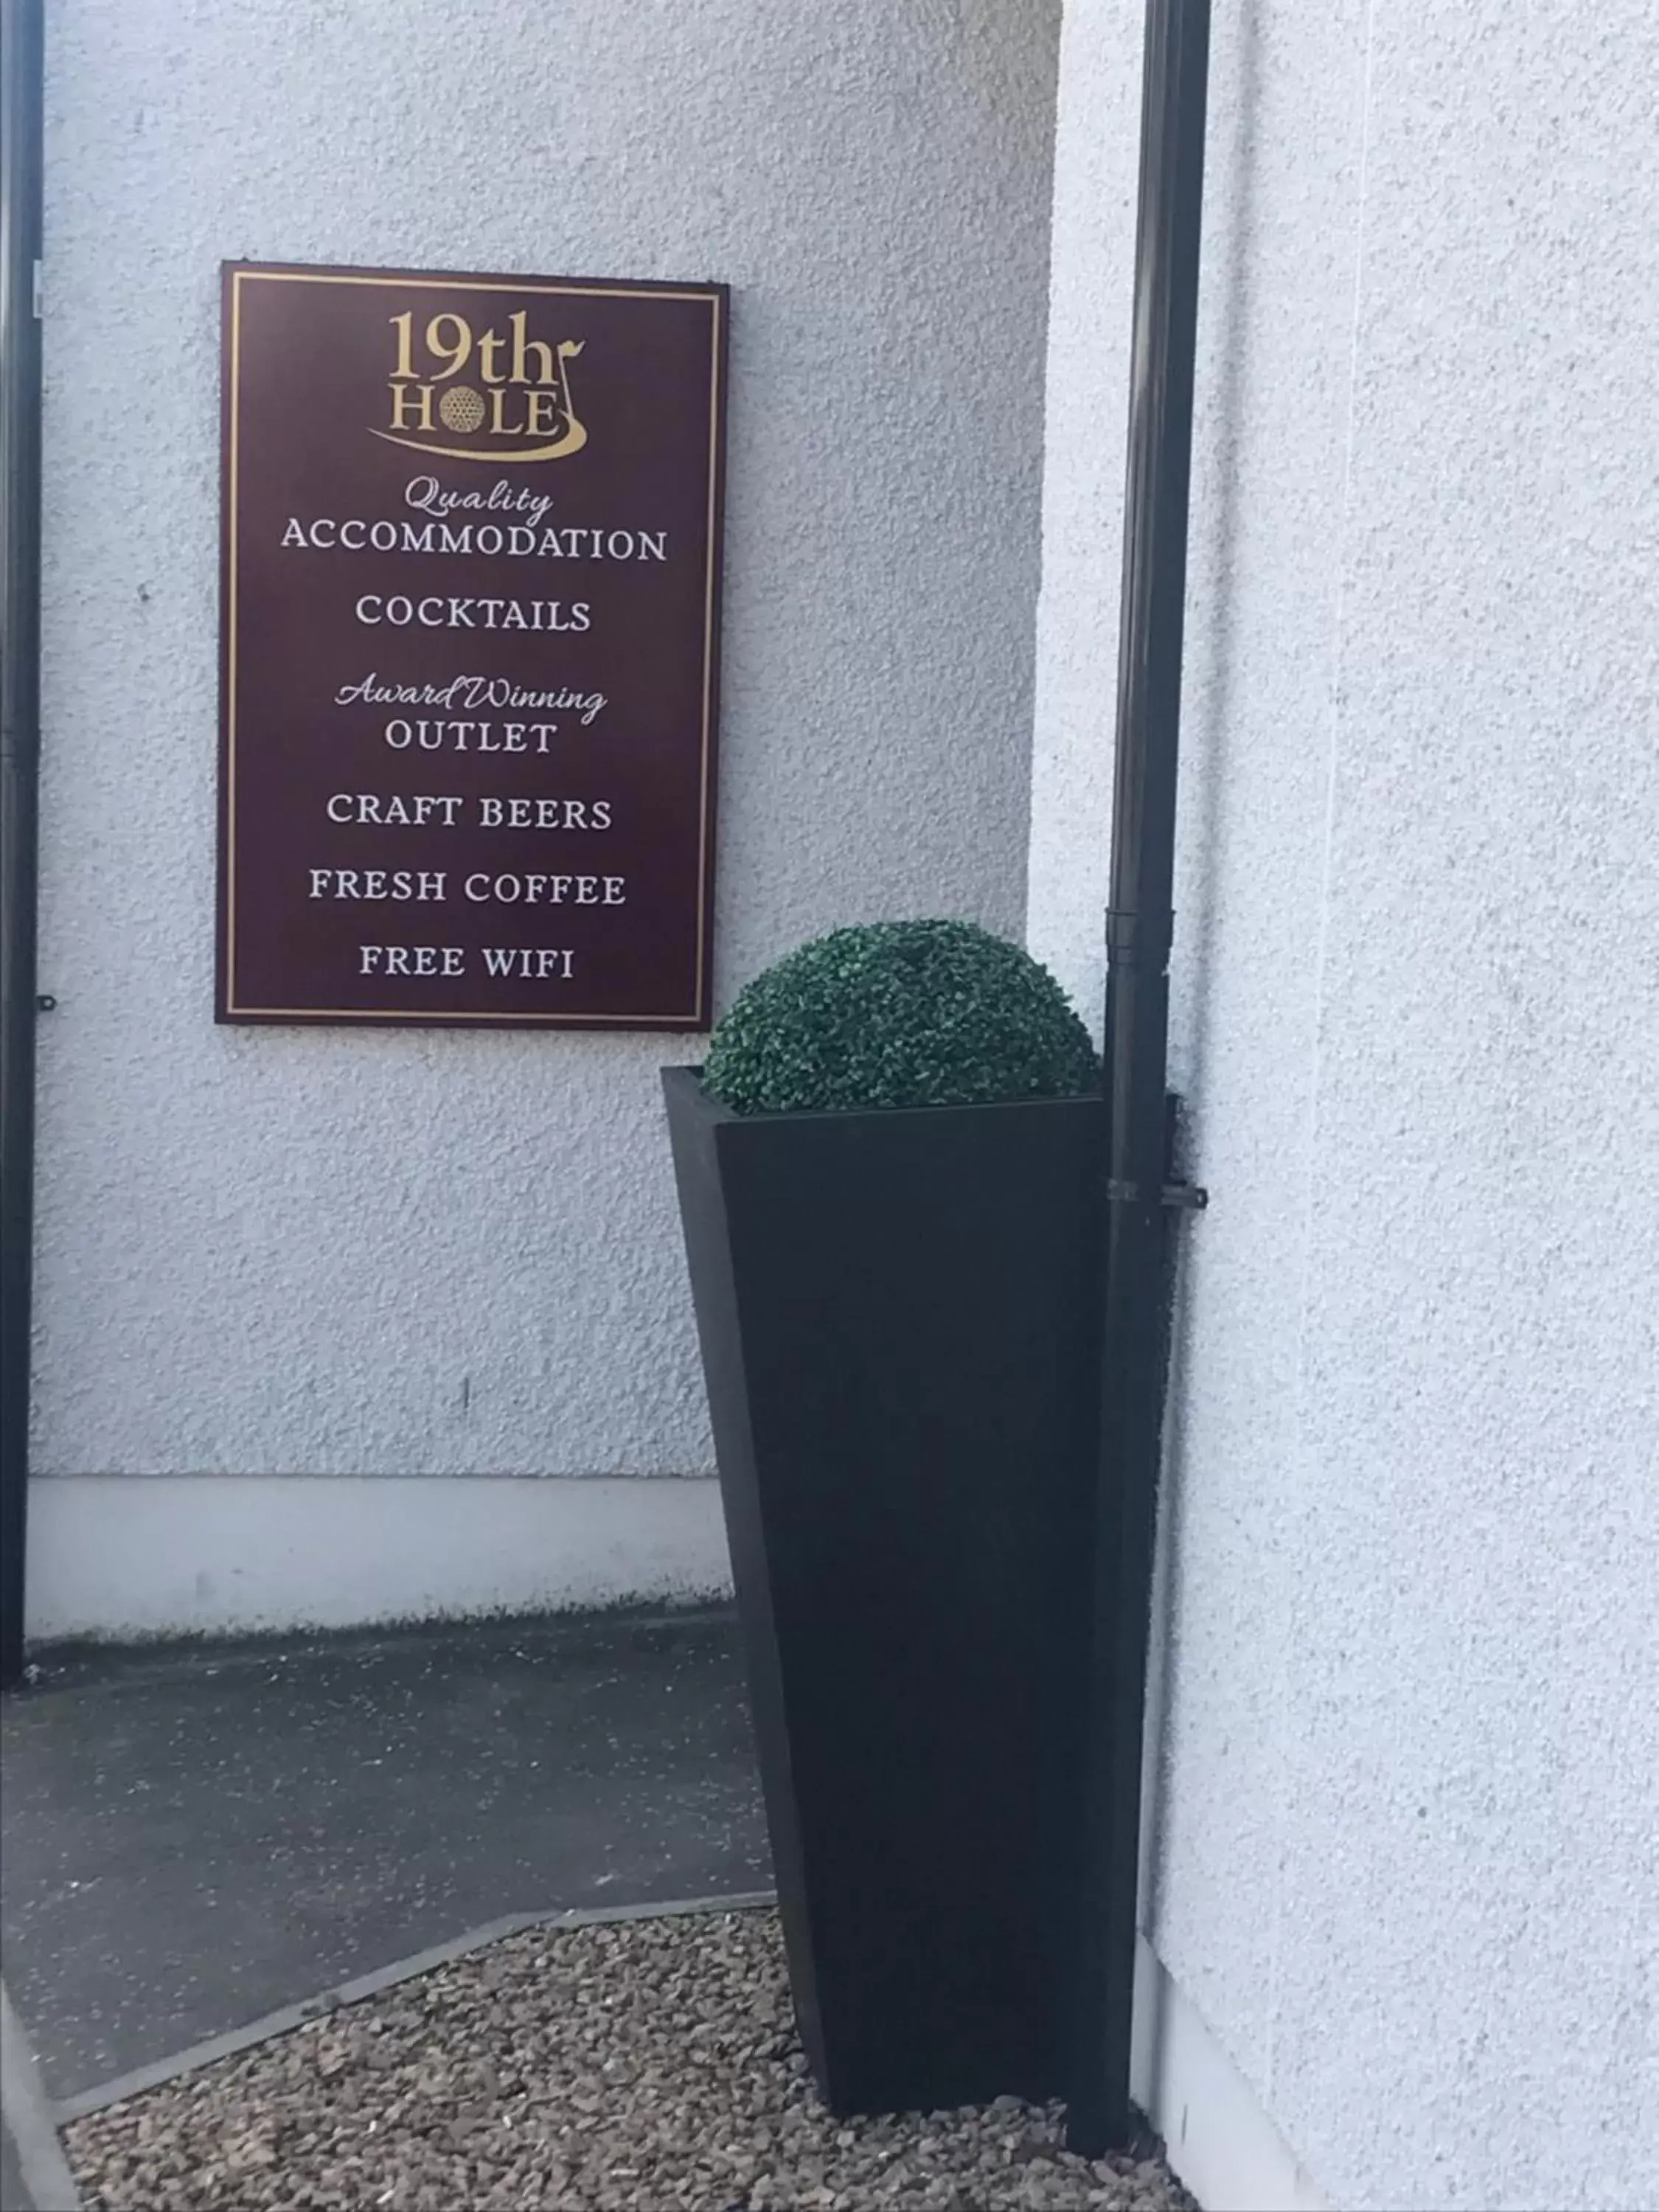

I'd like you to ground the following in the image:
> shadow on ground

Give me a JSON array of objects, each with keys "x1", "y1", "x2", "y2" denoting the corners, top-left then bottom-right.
[{"x1": 0, "y1": 1605, "x2": 768, "y2": 2106}]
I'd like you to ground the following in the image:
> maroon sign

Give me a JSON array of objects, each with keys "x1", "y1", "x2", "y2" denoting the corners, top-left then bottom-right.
[{"x1": 218, "y1": 261, "x2": 726, "y2": 1029}]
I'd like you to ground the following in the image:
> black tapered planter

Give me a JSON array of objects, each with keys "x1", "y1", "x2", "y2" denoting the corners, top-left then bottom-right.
[{"x1": 663, "y1": 1067, "x2": 1104, "y2": 2115}]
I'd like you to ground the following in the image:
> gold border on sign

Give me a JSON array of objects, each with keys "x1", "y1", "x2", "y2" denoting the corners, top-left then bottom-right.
[{"x1": 223, "y1": 266, "x2": 723, "y2": 1027}]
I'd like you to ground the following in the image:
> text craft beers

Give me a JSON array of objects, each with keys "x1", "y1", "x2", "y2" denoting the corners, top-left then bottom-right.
[{"x1": 219, "y1": 265, "x2": 726, "y2": 1026}]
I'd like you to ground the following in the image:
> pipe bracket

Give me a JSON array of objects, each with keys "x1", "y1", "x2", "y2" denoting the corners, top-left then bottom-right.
[{"x1": 1105, "y1": 1178, "x2": 1208, "y2": 1210}]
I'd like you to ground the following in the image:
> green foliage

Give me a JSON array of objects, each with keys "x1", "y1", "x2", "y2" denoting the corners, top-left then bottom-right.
[{"x1": 702, "y1": 919, "x2": 1099, "y2": 1116}]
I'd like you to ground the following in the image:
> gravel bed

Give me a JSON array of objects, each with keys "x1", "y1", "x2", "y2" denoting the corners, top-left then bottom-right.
[{"x1": 65, "y1": 1907, "x2": 1196, "y2": 2211}]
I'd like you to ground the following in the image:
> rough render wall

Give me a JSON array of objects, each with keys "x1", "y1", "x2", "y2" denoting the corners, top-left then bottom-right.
[
  {"x1": 1033, "y1": 2, "x2": 1659, "y2": 2208},
  {"x1": 34, "y1": 0, "x2": 1060, "y2": 1479}
]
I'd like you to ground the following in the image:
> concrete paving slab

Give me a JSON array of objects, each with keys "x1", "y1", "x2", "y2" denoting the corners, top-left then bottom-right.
[
  {"x1": 0, "y1": 1606, "x2": 768, "y2": 2105},
  {"x1": 1, "y1": 1984, "x2": 82, "y2": 2211},
  {"x1": 0, "y1": 2116, "x2": 25, "y2": 2212},
  {"x1": 0, "y1": 2118, "x2": 22, "y2": 2211}
]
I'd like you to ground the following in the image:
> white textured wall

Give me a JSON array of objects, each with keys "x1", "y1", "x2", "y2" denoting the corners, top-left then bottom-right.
[
  {"x1": 1034, "y1": 3, "x2": 1659, "y2": 2208},
  {"x1": 32, "y1": 0, "x2": 1059, "y2": 1573}
]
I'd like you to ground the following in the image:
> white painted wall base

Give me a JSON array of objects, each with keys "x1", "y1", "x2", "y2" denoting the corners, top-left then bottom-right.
[
  {"x1": 1133, "y1": 1937, "x2": 1335, "y2": 2212},
  {"x1": 24, "y1": 1475, "x2": 732, "y2": 1644}
]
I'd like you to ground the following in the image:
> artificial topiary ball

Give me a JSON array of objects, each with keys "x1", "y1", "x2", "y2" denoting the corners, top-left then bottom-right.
[{"x1": 702, "y1": 919, "x2": 1099, "y2": 1116}]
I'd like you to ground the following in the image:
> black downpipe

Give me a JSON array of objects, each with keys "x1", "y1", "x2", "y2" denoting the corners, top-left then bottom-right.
[
  {"x1": 1067, "y1": 0, "x2": 1211, "y2": 2155},
  {"x1": 1, "y1": 0, "x2": 45, "y2": 1691}
]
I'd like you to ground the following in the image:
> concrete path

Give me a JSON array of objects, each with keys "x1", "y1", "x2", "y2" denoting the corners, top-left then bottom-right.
[{"x1": 0, "y1": 1605, "x2": 768, "y2": 2202}]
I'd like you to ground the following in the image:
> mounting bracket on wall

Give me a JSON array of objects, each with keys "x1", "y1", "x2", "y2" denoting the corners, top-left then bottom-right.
[{"x1": 1105, "y1": 1179, "x2": 1208, "y2": 1209}]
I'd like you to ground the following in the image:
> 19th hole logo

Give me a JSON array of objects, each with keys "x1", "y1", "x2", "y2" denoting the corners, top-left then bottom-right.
[{"x1": 375, "y1": 307, "x2": 586, "y2": 464}]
